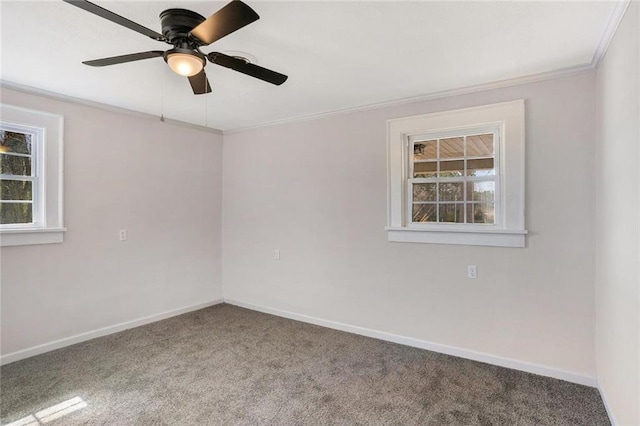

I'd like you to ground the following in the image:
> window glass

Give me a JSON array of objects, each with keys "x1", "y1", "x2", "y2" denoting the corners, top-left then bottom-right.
[
  {"x1": 412, "y1": 204, "x2": 436, "y2": 223},
  {"x1": 413, "y1": 140, "x2": 437, "y2": 178},
  {"x1": 439, "y1": 137, "x2": 464, "y2": 158},
  {"x1": 439, "y1": 182, "x2": 463, "y2": 202},
  {"x1": 439, "y1": 160, "x2": 464, "y2": 177},
  {"x1": 0, "y1": 128, "x2": 35, "y2": 225},
  {"x1": 0, "y1": 202, "x2": 32, "y2": 224},
  {"x1": 466, "y1": 134, "x2": 493, "y2": 157},
  {"x1": 409, "y1": 131, "x2": 497, "y2": 225},
  {"x1": 467, "y1": 158, "x2": 494, "y2": 176},
  {"x1": 467, "y1": 203, "x2": 494, "y2": 224},
  {"x1": 413, "y1": 183, "x2": 436, "y2": 202},
  {"x1": 439, "y1": 204, "x2": 464, "y2": 223},
  {"x1": 1, "y1": 180, "x2": 32, "y2": 200},
  {"x1": 413, "y1": 161, "x2": 437, "y2": 178},
  {"x1": 413, "y1": 140, "x2": 437, "y2": 161},
  {"x1": 467, "y1": 181, "x2": 495, "y2": 202},
  {"x1": 0, "y1": 154, "x2": 32, "y2": 176},
  {"x1": 0, "y1": 130, "x2": 32, "y2": 155}
]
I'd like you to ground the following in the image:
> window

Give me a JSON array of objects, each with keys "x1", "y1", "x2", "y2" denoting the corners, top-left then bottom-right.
[
  {"x1": 0, "y1": 104, "x2": 64, "y2": 246},
  {"x1": 1, "y1": 125, "x2": 41, "y2": 225},
  {"x1": 386, "y1": 100, "x2": 526, "y2": 247},
  {"x1": 409, "y1": 127, "x2": 499, "y2": 225}
]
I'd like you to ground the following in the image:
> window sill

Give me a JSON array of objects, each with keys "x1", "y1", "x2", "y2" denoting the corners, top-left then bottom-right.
[
  {"x1": 0, "y1": 227, "x2": 67, "y2": 247},
  {"x1": 385, "y1": 227, "x2": 527, "y2": 247}
]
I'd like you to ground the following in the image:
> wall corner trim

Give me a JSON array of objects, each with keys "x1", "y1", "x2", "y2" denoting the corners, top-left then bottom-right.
[
  {"x1": 224, "y1": 298, "x2": 597, "y2": 387},
  {"x1": 598, "y1": 381, "x2": 619, "y2": 426},
  {"x1": 0, "y1": 299, "x2": 224, "y2": 366}
]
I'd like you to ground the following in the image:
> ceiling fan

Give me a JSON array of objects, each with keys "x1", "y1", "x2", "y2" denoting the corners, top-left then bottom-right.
[{"x1": 63, "y1": 0, "x2": 288, "y2": 95}]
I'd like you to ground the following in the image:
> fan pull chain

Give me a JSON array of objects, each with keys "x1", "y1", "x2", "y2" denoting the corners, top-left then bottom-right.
[{"x1": 160, "y1": 65, "x2": 166, "y2": 123}]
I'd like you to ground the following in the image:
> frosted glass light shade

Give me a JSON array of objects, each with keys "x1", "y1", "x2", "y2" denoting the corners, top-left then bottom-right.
[{"x1": 166, "y1": 53, "x2": 204, "y2": 77}]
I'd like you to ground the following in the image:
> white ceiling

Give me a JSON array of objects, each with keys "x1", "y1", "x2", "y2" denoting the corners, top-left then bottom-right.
[{"x1": 0, "y1": 1, "x2": 619, "y2": 131}]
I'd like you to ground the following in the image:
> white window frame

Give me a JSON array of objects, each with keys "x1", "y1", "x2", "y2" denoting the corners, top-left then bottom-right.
[
  {"x1": 0, "y1": 104, "x2": 65, "y2": 246},
  {"x1": 386, "y1": 100, "x2": 527, "y2": 247}
]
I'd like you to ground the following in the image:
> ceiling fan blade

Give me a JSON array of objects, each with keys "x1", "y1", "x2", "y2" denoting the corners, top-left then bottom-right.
[
  {"x1": 188, "y1": 70, "x2": 212, "y2": 95},
  {"x1": 189, "y1": 1, "x2": 259, "y2": 46},
  {"x1": 208, "y1": 52, "x2": 288, "y2": 86},
  {"x1": 63, "y1": 0, "x2": 165, "y2": 41},
  {"x1": 83, "y1": 51, "x2": 165, "y2": 67}
]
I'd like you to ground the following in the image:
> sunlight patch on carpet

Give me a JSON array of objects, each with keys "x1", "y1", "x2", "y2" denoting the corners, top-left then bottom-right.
[{"x1": 4, "y1": 397, "x2": 87, "y2": 425}]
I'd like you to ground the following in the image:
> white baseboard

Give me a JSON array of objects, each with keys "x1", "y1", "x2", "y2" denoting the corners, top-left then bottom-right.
[
  {"x1": 0, "y1": 299, "x2": 224, "y2": 366},
  {"x1": 597, "y1": 381, "x2": 618, "y2": 426},
  {"x1": 2, "y1": 297, "x2": 598, "y2": 390},
  {"x1": 225, "y1": 298, "x2": 597, "y2": 387}
]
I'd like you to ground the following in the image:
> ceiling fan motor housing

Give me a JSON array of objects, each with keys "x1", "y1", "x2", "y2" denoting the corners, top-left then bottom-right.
[{"x1": 160, "y1": 9, "x2": 206, "y2": 44}]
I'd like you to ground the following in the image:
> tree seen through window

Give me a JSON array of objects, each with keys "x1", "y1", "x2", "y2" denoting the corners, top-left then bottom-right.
[{"x1": 1, "y1": 130, "x2": 34, "y2": 224}]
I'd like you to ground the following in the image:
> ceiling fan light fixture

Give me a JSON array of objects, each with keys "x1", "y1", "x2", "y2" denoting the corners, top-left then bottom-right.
[{"x1": 166, "y1": 52, "x2": 205, "y2": 77}]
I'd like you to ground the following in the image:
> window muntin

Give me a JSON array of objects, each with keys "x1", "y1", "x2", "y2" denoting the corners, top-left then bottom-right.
[{"x1": 408, "y1": 127, "x2": 499, "y2": 226}]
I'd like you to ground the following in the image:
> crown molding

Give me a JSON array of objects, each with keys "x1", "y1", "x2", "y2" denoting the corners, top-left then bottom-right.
[
  {"x1": 591, "y1": 0, "x2": 631, "y2": 68},
  {"x1": 0, "y1": 80, "x2": 224, "y2": 135},
  {"x1": 222, "y1": 0, "x2": 631, "y2": 135},
  {"x1": 223, "y1": 63, "x2": 595, "y2": 135}
]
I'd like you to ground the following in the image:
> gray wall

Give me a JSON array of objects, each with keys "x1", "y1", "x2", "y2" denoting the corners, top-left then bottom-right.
[
  {"x1": 595, "y1": 3, "x2": 640, "y2": 425},
  {"x1": 223, "y1": 72, "x2": 597, "y2": 380},
  {"x1": 0, "y1": 88, "x2": 224, "y2": 357}
]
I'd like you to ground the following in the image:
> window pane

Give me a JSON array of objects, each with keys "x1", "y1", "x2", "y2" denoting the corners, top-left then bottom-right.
[
  {"x1": 0, "y1": 130, "x2": 32, "y2": 155},
  {"x1": 414, "y1": 161, "x2": 437, "y2": 178},
  {"x1": 413, "y1": 183, "x2": 436, "y2": 202},
  {"x1": 467, "y1": 203, "x2": 495, "y2": 224},
  {"x1": 439, "y1": 160, "x2": 464, "y2": 177},
  {"x1": 467, "y1": 158, "x2": 494, "y2": 176},
  {"x1": 408, "y1": 131, "x2": 499, "y2": 227},
  {"x1": 466, "y1": 181, "x2": 495, "y2": 202},
  {"x1": 440, "y1": 137, "x2": 464, "y2": 158},
  {"x1": 0, "y1": 154, "x2": 32, "y2": 176},
  {"x1": 413, "y1": 140, "x2": 437, "y2": 161},
  {"x1": 1, "y1": 180, "x2": 32, "y2": 200},
  {"x1": 412, "y1": 203, "x2": 436, "y2": 222},
  {"x1": 0, "y1": 202, "x2": 33, "y2": 224},
  {"x1": 439, "y1": 203, "x2": 464, "y2": 223},
  {"x1": 467, "y1": 134, "x2": 493, "y2": 157},
  {"x1": 439, "y1": 182, "x2": 463, "y2": 201}
]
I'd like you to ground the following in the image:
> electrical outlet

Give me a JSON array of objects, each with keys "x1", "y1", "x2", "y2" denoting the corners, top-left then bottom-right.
[
  {"x1": 119, "y1": 229, "x2": 128, "y2": 241},
  {"x1": 274, "y1": 249, "x2": 280, "y2": 260},
  {"x1": 467, "y1": 265, "x2": 477, "y2": 279}
]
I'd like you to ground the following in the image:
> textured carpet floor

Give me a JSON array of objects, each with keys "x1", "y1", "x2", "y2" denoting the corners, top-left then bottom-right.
[{"x1": 1, "y1": 304, "x2": 609, "y2": 425}]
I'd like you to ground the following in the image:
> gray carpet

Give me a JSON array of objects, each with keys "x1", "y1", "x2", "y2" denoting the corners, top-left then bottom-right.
[{"x1": 1, "y1": 304, "x2": 609, "y2": 425}]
